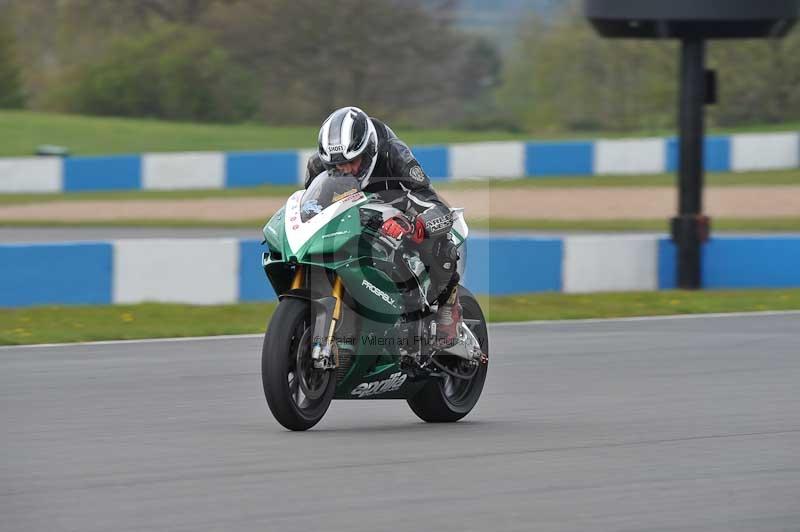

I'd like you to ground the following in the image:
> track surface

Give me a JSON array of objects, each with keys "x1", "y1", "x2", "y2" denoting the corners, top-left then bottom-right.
[
  {"x1": 0, "y1": 227, "x2": 263, "y2": 243},
  {"x1": 0, "y1": 227, "x2": 654, "y2": 243},
  {"x1": 1, "y1": 187, "x2": 798, "y2": 223},
  {"x1": 2, "y1": 314, "x2": 799, "y2": 531}
]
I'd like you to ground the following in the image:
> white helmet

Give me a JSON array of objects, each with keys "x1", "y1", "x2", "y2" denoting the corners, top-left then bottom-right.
[{"x1": 318, "y1": 106, "x2": 378, "y2": 179}]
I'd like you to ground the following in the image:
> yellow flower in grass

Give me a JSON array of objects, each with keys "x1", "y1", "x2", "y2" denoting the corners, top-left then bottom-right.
[{"x1": 121, "y1": 313, "x2": 135, "y2": 323}]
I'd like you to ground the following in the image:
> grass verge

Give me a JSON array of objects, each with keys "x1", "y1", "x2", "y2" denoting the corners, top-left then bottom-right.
[
  {"x1": 478, "y1": 289, "x2": 800, "y2": 322},
  {"x1": 2, "y1": 289, "x2": 799, "y2": 346},
  {"x1": 0, "y1": 111, "x2": 528, "y2": 157},
  {"x1": 2, "y1": 110, "x2": 799, "y2": 157},
  {"x1": 0, "y1": 303, "x2": 278, "y2": 346}
]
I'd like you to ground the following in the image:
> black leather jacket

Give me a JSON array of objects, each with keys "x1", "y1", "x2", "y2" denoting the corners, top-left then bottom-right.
[{"x1": 305, "y1": 118, "x2": 453, "y2": 238}]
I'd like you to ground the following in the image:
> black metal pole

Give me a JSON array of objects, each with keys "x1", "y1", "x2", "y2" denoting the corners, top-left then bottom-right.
[{"x1": 672, "y1": 38, "x2": 708, "y2": 289}]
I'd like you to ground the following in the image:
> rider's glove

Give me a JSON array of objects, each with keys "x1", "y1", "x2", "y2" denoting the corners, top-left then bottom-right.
[
  {"x1": 380, "y1": 216, "x2": 426, "y2": 244},
  {"x1": 410, "y1": 216, "x2": 426, "y2": 244},
  {"x1": 380, "y1": 216, "x2": 412, "y2": 240}
]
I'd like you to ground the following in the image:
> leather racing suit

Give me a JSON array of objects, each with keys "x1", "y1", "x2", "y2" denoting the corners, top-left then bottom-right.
[{"x1": 305, "y1": 118, "x2": 459, "y2": 308}]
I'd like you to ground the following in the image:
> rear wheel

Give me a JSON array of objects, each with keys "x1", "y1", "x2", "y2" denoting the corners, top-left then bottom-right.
[
  {"x1": 407, "y1": 286, "x2": 489, "y2": 422},
  {"x1": 262, "y1": 298, "x2": 335, "y2": 431}
]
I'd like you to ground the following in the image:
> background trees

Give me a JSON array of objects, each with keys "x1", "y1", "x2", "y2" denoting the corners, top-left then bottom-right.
[
  {"x1": 4, "y1": 0, "x2": 498, "y2": 126},
  {"x1": 497, "y1": 14, "x2": 676, "y2": 133},
  {"x1": 60, "y1": 26, "x2": 256, "y2": 122},
  {"x1": 3, "y1": 0, "x2": 799, "y2": 131},
  {"x1": 205, "y1": 0, "x2": 501, "y2": 126},
  {"x1": 497, "y1": 8, "x2": 800, "y2": 133},
  {"x1": 0, "y1": 17, "x2": 26, "y2": 108}
]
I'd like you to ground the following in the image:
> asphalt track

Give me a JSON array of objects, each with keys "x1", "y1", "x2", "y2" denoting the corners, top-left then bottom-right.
[{"x1": 2, "y1": 313, "x2": 799, "y2": 532}]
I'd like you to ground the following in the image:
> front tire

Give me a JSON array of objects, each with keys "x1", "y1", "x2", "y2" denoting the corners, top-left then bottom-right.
[
  {"x1": 407, "y1": 286, "x2": 489, "y2": 422},
  {"x1": 262, "y1": 298, "x2": 335, "y2": 431}
]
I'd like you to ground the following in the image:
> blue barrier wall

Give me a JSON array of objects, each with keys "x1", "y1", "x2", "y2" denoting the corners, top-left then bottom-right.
[
  {"x1": 2, "y1": 235, "x2": 800, "y2": 308},
  {"x1": 4, "y1": 131, "x2": 798, "y2": 193},
  {"x1": 666, "y1": 136, "x2": 731, "y2": 173},
  {"x1": 525, "y1": 141, "x2": 594, "y2": 177},
  {"x1": 64, "y1": 155, "x2": 141, "y2": 192},
  {"x1": 463, "y1": 237, "x2": 563, "y2": 294},
  {"x1": 659, "y1": 236, "x2": 800, "y2": 289},
  {"x1": 237, "y1": 236, "x2": 564, "y2": 302},
  {"x1": 412, "y1": 146, "x2": 449, "y2": 181},
  {"x1": 0, "y1": 242, "x2": 113, "y2": 307},
  {"x1": 226, "y1": 151, "x2": 298, "y2": 187},
  {"x1": 238, "y1": 239, "x2": 277, "y2": 302},
  {"x1": 239, "y1": 238, "x2": 563, "y2": 301},
  {"x1": 657, "y1": 239, "x2": 679, "y2": 290},
  {"x1": 703, "y1": 237, "x2": 800, "y2": 288}
]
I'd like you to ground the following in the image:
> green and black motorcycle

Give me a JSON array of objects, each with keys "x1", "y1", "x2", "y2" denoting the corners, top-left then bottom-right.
[{"x1": 260, "y1": 172, "x2": 488, "y2": 430}]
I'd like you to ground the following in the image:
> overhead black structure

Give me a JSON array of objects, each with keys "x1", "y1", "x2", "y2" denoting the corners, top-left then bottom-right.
[{"x1": 584, "y1": 0, "x2": 800, "y2": 289}]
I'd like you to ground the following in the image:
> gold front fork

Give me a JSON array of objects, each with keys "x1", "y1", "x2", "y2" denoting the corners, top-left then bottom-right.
[
  {"x1": 331, "y1": 275, "x2": 344, "y2": 321},
  {"x1": 327, "y1": 275, "x2": 344, "y2": 366},
  {"x1": 290, "y1": 265, "x2": 304, "y2": 290},
  {"x1": 302, "y1": 269, "x2": 344, "y2": 369}
]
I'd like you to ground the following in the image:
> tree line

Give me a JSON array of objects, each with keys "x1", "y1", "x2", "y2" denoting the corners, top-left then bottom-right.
[
  {"x1": 0, "y1": 0, "x2": 500, "y2": 127},
  {"x1": 497, "y1": 7, "x2": 800, "y2": 132},
  {"x1": 1, "y1": 0, "x2": 798, "y2": 132}
]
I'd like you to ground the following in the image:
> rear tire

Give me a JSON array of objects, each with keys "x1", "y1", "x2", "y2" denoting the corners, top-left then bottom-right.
[
  {"x1": 262, "y1": 298, "x2": 335, "y2": 431},
  {"x1": 407, "y1": 286, "x2": 488, "y2": 423}
]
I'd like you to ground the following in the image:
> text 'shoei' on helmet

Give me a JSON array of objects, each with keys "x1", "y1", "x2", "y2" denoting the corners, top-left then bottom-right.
[{"x1": 317, "y1": 106, "x2": 378, "y2": 180}]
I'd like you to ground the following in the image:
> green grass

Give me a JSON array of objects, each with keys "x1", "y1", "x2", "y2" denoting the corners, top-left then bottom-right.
[
  {"x1": 0, "y1": 110, "x2": 525, "y2": 157},
  {"x1": 0, "y1": 303, "x2": 277, "y2": 345},
  {"x1": 0, "y1": 169, "x2": 797, "y2": 206},
  {"x1": 1, "y1": 110, "x2": 798, "y2": 157},
  {"x1": 2, "y1": 289, "x2": 799, "y2": 346},
  {"x1": 478, "y1": 289, "x2": 800, "y2": 323}
]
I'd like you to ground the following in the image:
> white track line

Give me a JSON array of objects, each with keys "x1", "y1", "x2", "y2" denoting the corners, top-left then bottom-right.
[
  {"x1": 0, "y1": 333, "x2": 263, "y2": 351},
  {"x1": 2, "y1": 310, "x2": 798, "y2": 351}
]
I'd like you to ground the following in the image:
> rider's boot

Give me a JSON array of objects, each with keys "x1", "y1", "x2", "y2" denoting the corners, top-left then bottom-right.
[{"x1": 435, "y1": 287, "x2": 462, "y2": 349}]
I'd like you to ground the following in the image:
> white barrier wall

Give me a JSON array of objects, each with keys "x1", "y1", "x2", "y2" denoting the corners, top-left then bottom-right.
[
  {"x1": 450, "y1": 141, "x2": 525, "y2": 179},
  {"x1": 594, "y1": 138, "x2": 666, "y2": 175},
  {"x1": 0, "y1": 157, "x2": 62, "y2": 193},
  {"x1": 4, "y1": 132, "x2": 800, "y2": 194},
  {"x1": 142, "y1": 152, "x2": 225, "y2": 190},
  {"x1": 297, "y1": 149, "x2": 317, "y2": 185},
  {"x1": 731, "y1": 132, "x2": 800, "y2": 172},
  {"x1": 563, "y1": 235, "x2": 659, "y2": 293},
  {"x1": 113, "y1": 239, "x2": 238, "y2": 304},
  {"x1": 5, "y1": 235, "x2": 800, "y2": 307}
]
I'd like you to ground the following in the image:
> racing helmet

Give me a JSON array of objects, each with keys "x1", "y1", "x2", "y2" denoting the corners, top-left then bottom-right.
[{"x1": 317, "y1": 106, "x2": 378, "y2": 179}]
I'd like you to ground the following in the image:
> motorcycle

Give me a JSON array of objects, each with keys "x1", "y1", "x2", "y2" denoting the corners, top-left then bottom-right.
[{"x1": 259, "y1": 171, "x2": 488, "y2": 430}]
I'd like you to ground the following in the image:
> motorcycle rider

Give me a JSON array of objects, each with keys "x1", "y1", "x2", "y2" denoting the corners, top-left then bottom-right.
[{"x1": 305, "y1": 106, "x2": 461, "y2": 348}]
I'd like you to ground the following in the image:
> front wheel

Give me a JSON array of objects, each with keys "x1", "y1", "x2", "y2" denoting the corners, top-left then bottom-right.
[
  {"x1": 262, "y1": 298, "x2": 335, "y2": 431},
  {"x1": 407, "y1": 286, "x2": 489, "y2": 422}
]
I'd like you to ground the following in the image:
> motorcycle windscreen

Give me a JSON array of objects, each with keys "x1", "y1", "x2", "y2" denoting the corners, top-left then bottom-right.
[{"x1": 300, "y1": 172, "x2": 361, "y2": 222}]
